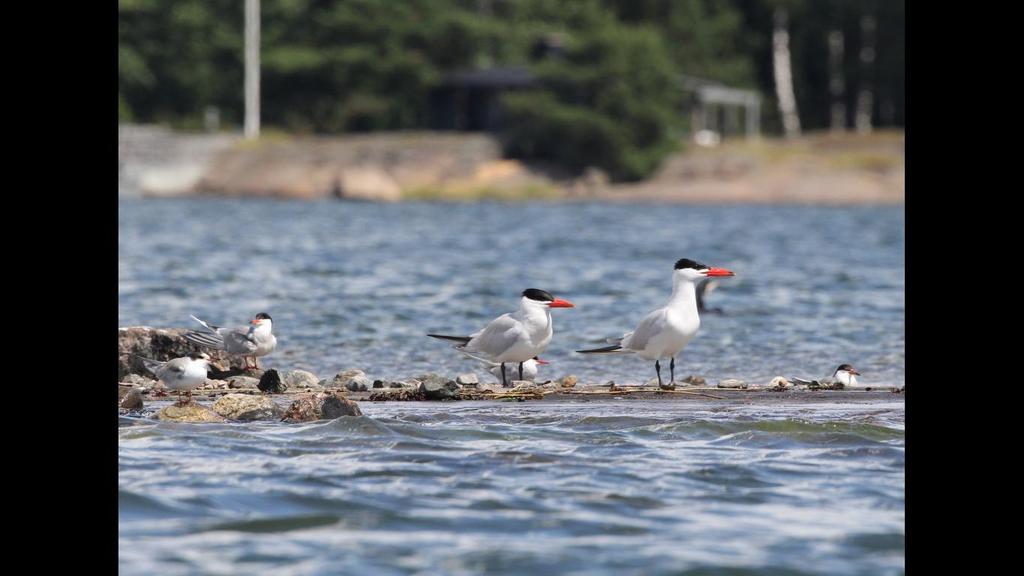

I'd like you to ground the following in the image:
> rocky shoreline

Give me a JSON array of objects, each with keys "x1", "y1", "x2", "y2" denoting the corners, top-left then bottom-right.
[{"x1": 119, "y1": 326, "x2": 904, "y2": 422}]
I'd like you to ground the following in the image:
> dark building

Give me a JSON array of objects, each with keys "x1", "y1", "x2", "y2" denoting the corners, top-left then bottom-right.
[{"x1": 429, "y1": 66, "x2": 537, "y2": 132}]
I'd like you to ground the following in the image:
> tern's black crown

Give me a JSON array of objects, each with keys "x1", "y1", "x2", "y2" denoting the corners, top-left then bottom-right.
[
  {"x1": 674, "y1": 258, "x2": 708, "y2": 271},
  {"x1": 835, "y1": 364, "x2": 855, "y2": 372},
  {"x1": 522, "y1": 288, "x2": 555, "y2": 302},
  {"x1": 255, "y1": 312, "x2": 273, "y2": 321}
]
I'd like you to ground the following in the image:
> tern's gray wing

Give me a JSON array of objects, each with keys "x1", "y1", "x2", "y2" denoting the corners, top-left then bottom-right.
[
  {"x1": 220, "y1": 326, "x2": 259, "y2": 355},
  {"x1": 790, "y1": 377, "x2": 819, "y2": 386},
  {"x1": 140, "y1": 356, "x2": 187, "y2": 381},
  {"x1": 465, "y1": 314, "x2": 521, "y2": 357},
  {"x1": 139, "y1": 356, "x2": 166, "y2": 376},
  {"x1": 621, "y1": 309, "x2": 667, "y2": 352}
]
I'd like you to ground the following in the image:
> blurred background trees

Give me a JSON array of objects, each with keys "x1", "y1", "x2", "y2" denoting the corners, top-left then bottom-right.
[{"x1": 119, "y1": 0, "x2": 904, "y2": 180}]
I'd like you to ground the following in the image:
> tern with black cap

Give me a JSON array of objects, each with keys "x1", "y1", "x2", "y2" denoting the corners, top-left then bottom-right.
[
  {"x1": 792, "y1": 364, "x2": 861, "y2": 388},
  {"x1": 428, "y1": 289, "x2": 574, "y2": 387},
  {"x1": 184, "y1": 312, "x2": 277, "y2": 370},
  {"x1": 136, "y1": 352, "x2": 217, "y2": 404},
  {"x1": 577, "y1": 258, "x2": 735, "y2": 389}
]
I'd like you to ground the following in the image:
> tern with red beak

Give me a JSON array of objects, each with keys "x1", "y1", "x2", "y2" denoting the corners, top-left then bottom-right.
[
  {"x1": 577, "y1": 258, "x2": 735, "y2": 389},
  {"x1": 184, "y1": 312, "x2": 277, "y2": 370},
  {"x1": 428, "y1": 289, "x2": 575, "y2": 387}
]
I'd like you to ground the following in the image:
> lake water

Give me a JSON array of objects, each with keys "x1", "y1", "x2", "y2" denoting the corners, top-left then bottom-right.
[{"x1": 118, "y1": 199, "x2": 905, "y2": 574}]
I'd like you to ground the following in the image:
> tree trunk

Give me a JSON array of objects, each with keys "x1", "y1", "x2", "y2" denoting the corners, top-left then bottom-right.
[
  {"x1": 828, "y1": 29, "x2": 846, "y2": 132},
  {"x1": 855, "y1": 14, "x2": 876, "y2": 133},
  {"x1": 772, "y1": 7, "x2": 801, "y2": 138}
]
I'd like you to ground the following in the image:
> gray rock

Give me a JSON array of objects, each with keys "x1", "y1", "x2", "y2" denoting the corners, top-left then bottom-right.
[
  {"x1": 120, "y1": 373, "x2": 154, "y2": 387},
  {"x1": 281, "y1": 391, "x2": 363, "y2": 422},
  {"x1": 508, "y1": 381, "x2": 539, "y2": 393},
  {"x1": 768, "y1": 376, "x2": 792, "y2": 389},
  {"x1": 389, "y1": 381, "x2": 415, "y2": 388},
  {"x1": 417, "y1": 375, "x2": 460, "y2": 400},
  {"x1": 345, "y1": 375, "x2": 374, "y2": 392},
  {"x1": 156, "y1": 403, "x2": 227, "y2": 423},
  {"x1": 682, "y1": 375, "x2": 706, "y2": 385},
  {"x1": 198, "y1": 378, "x2": 230, "y2": 390},
  {"x1": 456, "y1": 373, "x2": 479, "y2": 386},
  {"x1": 372, "y1": 379, "x2": 385, "y2": 389},
  {"x1": 227, "y1": 375, "x2": 261, "y2": 389},
  {"x1": 717, "y1": 379, "x2": 748, "y2": 389},
  {"x1": 212, "y1": 394, "x2": 285, "y2": 421},
  {"x1": 330, "y1": 369, "x2": 367, "y2": 390},
  {"x1": 118, "y1": 386, "x2": 144, "y2": 410},
  {"x1": 558, "y1": 375, "x2": 578, "y2": 388},
  {"x1": 283, "y1": 370, "x2": 321, "y2": 390}
]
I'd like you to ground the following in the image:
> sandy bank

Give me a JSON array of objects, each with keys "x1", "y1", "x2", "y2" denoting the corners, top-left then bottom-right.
[{"x1": 119, "y1": 126, "x2": 903, "y2": 204}]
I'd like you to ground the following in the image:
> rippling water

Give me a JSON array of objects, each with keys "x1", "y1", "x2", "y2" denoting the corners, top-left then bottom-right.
[
  {"x1": 119, "y1": 400, "x2": 904, "y2": 575},
  {"x1": 119, "y1": 199, "x2": 904, "y2": 574},
  {"x1": 119, "y1": 199, "x2": 904, "y2": 386}
]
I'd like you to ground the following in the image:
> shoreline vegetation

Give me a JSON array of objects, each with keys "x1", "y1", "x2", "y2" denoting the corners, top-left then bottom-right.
[{"x1": 119, "y1": 127, "x2": 904, "y2": 205}]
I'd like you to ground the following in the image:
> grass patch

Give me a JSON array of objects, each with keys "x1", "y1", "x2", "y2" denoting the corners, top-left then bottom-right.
[{"x1": 402, "y1": 183, "x2": 561, "y2": 201}]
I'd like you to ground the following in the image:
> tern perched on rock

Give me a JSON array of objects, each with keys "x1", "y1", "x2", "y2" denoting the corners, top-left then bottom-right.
[
  {"x1": 184, "y1": 312, "x2": 277, "y2": 370},
  {"x1": 577, "y1": 258, "x2": 735, "y2": 389},
  {"x1": 792, "y1": 364, "x2": 861, "y2": 389},
  {"x1": 137, "y1": 352, "x2": 215, "y2": 404},
  {"x1": 428, "y1": 289, "x2": 575, "y2": 387}
]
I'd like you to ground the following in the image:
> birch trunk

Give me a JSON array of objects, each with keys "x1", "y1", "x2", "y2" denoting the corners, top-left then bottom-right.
[
  {"x1": 772, "y1": 7, "x2": 801, "y2": 138},
  {"x1": 855, "y1": 14, "x2": 876, "y2": 133}
]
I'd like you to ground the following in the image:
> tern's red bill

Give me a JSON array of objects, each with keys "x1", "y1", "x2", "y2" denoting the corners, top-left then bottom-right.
[
  {"x1": 704, "y1": 268, "x2": 735, "y2": 277},
  {"x1": 549, "y1": 299, "x2": 575, "y2": 308}
]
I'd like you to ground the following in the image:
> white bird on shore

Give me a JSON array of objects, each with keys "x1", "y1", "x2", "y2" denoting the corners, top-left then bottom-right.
[
  {"x1": 136, "y1": 352, "x2": 215, "y2": 404},
  {"x1": 428, "y1": 288, "x2": 575, "y2": 387},
  {"x1": 577, "y1": 258, "x2": 735, "y2": 389},
  {"x1": 792, "y1": 364, "x2": 861, "y2": 388},
  {"x1": 184, "y1": 312, "x2": 277, "y2": 370},
  {"x1": 491, "y1": 357, "x2": 548, "y2": 383}
]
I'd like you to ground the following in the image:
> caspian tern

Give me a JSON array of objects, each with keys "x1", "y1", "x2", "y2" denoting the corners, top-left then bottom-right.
[
  {"x1": 136, "y1": 352, "x2": 214, "y2": 404},
  {"x1": 184, "y1": 312, "x2": 277, "y2": 370},
  {"x1": 428, "y1": 288, "x2": 575, "y2": 387},
  {"x1": 577, "y1": 258, "x2": 735, "y2": 389},
  {"x1": 792, "y1": 364, "x2": 861, "y2": 388}
]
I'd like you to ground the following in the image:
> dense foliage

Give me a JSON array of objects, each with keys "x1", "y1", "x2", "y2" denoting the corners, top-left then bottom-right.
[{"x1": 119, "y1": 0, "x2": 905, "y2": 179}]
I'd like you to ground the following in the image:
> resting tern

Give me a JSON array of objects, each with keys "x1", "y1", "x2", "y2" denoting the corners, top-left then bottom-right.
[
  {"x1": 184, "y1": 312, "x2": 277, "y2": 370},
  {"x1": 792, "y1": 364, "x2": 861, "y2": 388},
  {"x1": 137, "y1": 352, "x2": 214, "y2": 404},
  {"x1": 428, "y1": 288, "x2": 575, "y2": 387},
  {"x1": 577, "y1": 258, "x2": 735, "y2": 389}
]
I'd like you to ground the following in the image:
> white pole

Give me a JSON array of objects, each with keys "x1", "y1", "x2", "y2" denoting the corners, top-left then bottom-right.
[{"x1": 244, "y1": 0, "x2": 260, "y2": 139}]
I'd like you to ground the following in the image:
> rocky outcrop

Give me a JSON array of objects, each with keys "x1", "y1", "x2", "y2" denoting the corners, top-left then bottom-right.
[
  {"x1": 281, "y1": 391, "x2": 363, "y2": 422},
  {"x1": 157, "y1": 403, "x2": 227, "y2": 423},
  {"x1": 717, "y1": 379, "x2": 748, "y2": 389},
  {"x1": 118, "y1": 386, "x2": 144, "y2": 411},
  {"x1": 283, "y1": 370, "x2": 322, "y2": 391},
  {"x1": 329, "y1": 369, "x2": 373, "y2": 392},
  {"x1": 118, "y1": 326, "x2": 242, "y2": 379},
  {"x1": 416, "y1": 374, "x2": 460, "y2": 400},
  {"x1": 335, "y1": 167, "x2": 401, "y2": 202},
  {"x1": 212, "y1": 394, "x2": 285, "y2": 421}
]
